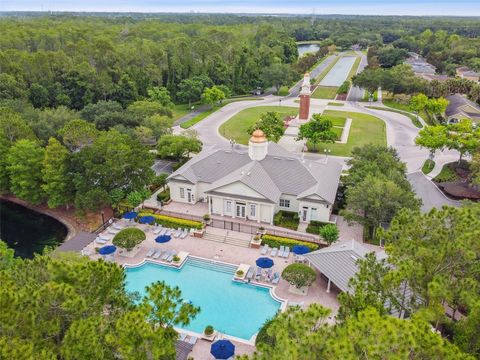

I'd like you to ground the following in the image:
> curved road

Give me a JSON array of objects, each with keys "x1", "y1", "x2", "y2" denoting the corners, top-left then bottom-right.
[{"x1": 175, "y1": 80, "x2": 460, "y2": 212}]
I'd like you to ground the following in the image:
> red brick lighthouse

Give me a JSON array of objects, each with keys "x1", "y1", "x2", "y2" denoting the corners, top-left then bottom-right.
[{"x1": 299, "y1": 72, "x2": 311, "y2": 120}]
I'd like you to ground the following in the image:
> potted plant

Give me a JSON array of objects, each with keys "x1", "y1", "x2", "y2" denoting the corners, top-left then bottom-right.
[
  {"x1": 250, "y1": 234, "x2": 262, "y2": 249},
  {"x1": 281, "y1": 263, "x2": 317, "y2": 296},
  {"x1": 257, "y1": 226, "x2": 266, "y2": 235},
  {"x1": 172, "y1": 255, "x2": 181, "y2": 263},
  {"x1": 236, "y1": 270, "x2": 245, "y2": 277},
  {"x1": 203, "y1": 325, "x2": 215, "y2": 340},
  {"x1": 203, "y1": 214, "x2": 211, "y2": 225}
]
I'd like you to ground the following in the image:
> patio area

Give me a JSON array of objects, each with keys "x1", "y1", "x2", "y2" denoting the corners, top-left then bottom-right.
[{"x1": 83, "y1": 219, "x2": 342, "y2": 357}]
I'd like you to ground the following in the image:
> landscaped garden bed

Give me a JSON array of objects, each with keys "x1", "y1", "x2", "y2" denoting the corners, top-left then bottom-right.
[
  {"x1": 433, "y1": 161, "x2": 480, "y2": 200},
  {"x1": 261, "y1": 234, "x2": 320, "y2": 251},
  {"x1": 273, "y1": 210, "x2": 300, "y2": 230},
  {"x1": 113, "y1": 228, "x2": 146, "y2": 251},
  {"x1": 138, "y1": 211, "x2": 203, "y2": 229},
  {"x1": 305, "y1": 220, "x2": 330, "y2": 234}
]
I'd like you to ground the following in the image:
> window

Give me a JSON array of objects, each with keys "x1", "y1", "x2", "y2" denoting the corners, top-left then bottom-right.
[
  {"x1": 225, "y1": 200, "x2": 232, "y2": 214},
  {"x1": 279, "y1": 199, "x2": 290, "y2": 208},
  {"x1": 250, "y1": 204, "x2": 256, "y2": 217},
  {"x1": 179, "y1": 188, "x2": 185, "y2": 199}
]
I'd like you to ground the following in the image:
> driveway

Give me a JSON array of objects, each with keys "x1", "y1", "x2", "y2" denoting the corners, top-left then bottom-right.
[{"x1": 408, "y1": 171, "x2": 460, "y2": 212}]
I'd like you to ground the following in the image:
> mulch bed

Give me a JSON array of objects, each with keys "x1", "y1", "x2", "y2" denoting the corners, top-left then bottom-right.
[
  {"x1": 437, "y1": 182, "x2": 480, "y2": 200},
  {"x1": 335, "y1": 93, "x2": 347, "y2": 101}
]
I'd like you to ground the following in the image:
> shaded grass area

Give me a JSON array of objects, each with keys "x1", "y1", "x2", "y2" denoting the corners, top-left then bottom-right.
[
  {"x1": 328, "y1": 102, "x2": 344, "y2": 106},
  {"x1": 312, "y1": 86, "x2": 338, "y2": 99},
  {"x1": 306, "y1": 110, "x2": 386, "y2": 156},
  {"x1": 180, "y1": 97, "x2": 264, "y2": 129},
  {"x1": 422, "y1": 159, "x2": 435, "y2": 175},
  {"x1": 171, "y1": 104, "x2": 191, "y2": 121},
  {"x1": 366, "y1": 106, "x2": 423, "y2": 128},
  {"x1": 219, "y1": 106, "x2": 298, "y2": 145},
  {"x1": 433, "y1": 162, "x2": 461, "y2": 182}
]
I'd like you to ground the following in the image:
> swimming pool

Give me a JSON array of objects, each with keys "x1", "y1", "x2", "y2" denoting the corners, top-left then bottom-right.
[{"x1": 125, "y1": 257, "x2": 282, "y2": 340}]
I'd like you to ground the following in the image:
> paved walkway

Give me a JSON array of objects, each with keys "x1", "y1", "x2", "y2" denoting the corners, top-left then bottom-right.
[{"x1": 173, "y1": 104, "x2": 210, "y2": 126}]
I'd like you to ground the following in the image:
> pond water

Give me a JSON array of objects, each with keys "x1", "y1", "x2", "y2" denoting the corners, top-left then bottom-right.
[
  {"x1": 297, "y1": 43, "x2": 320, "y2": 57},
  {"x1": 0, "y1": 199, "x2": 67, "y2": 258}
]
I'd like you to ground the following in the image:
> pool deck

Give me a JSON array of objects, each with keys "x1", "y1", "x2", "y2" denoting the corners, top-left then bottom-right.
[{"x1": 84, "y1": 221, "x2": 345, "y2": 358}]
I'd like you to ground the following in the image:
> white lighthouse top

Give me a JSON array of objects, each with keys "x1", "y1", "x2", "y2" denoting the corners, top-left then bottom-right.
[{"x1": 300, "y1": 72, "x2": 311, "y2": 95}]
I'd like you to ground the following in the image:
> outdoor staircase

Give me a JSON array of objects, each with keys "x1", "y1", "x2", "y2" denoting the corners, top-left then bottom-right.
[
  {"x1": 202, "y1": 231, "x2": 251, "y2": 248},
  {"x1": 187, "y1": 257, "x2": 237, "y2": 274}
]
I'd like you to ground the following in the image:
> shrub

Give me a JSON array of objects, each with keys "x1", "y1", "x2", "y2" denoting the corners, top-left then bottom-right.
[
  {"x1": 261, "y1": 234, "x2": 319, "y2": 251},
  {"x1": 156, "y1": 188, "x2": 170, "y2": 202},
  {"x1": 203, "y1": 214, "x2": 211, "y2": 222},
  {"x1": 236, "y1": 270, "x2": 244, "y2": 277},
  {"x1": 421, "y1": 159, "x2": 435, "y2": 175},
  {"x1": 277, "y1": 86, "x2": 289, "y2": 96},
  {"x1": 138, "y1": 212, "x2": 203, "y2": 230},
  {"x1": 319, "y1": 224, "x2": 339, "y2": 245},
  {"x1": 433, "y1": 162, "x2": 461, "y2": 183},
  {"x1": 204, "y1": 325, "x2": 214, "y2": 336},
  {"x1": 273, "y1": 211, "x2": 299, "y2": 230},
  {"x1": 172, "y1": 255, "x2": 180, "y2": 263},
  {"x1": 306, "y1": 220, "x2": 329, "y2": 235},
  {"x1": 113, "y1": 228, "x2": 146, "y2": 251},
  {"x1": 337, "y1": 80, "x2": 351, "y2": 94},
  {"x1": 281, "y1": 263, "x2": 317, "y2": 289}
]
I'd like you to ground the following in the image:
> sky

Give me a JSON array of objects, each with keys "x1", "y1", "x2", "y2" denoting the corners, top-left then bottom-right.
[{"x1": 2, "y1": 0, "x2": 480, "y2": 16}]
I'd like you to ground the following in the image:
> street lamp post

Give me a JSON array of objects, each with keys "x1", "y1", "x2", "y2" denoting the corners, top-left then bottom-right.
[
  {"x1": 230, "y1": 139, "x2": 236, "y2": 150},
  {"x1": 324, "y1": 148, "x2": 331, "y2": 163},
  {"x1": 101, "y1": 210, "x2": 105, "y2": 225},
  {"x1": 279, "y1": 98, "x2": 282, "y2": 107}
]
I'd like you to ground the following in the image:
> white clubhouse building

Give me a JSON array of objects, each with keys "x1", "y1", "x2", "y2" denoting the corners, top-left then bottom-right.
[{"x1": 167, "y1": 130, "x2": 342, "y2": 224}]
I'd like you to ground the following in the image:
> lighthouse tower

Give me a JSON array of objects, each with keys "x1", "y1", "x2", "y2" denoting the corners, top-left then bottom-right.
[{"x1": 299, "y1": 72, "x2": 311, "y2": 120}]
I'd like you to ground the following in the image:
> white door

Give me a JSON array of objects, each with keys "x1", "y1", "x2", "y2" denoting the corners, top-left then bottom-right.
[
  {"x1": 310, "y1": 208, "x2": 317, "y2": 221},
  {"x1": 187, "y1": 189, "x2": 193, "y2": 203},
  {"x1": 236, "y1": 203, "x2": 246, "y2": 218},
  {"x1": 302, "y1": 207, "x2": 308, "y2": 222}
]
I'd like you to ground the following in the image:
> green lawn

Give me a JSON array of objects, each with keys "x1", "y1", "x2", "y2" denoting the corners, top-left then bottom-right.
[
  {"x1": 312, "y1": 86, "x2": 338, "y2": 99},
  {"x1": 180, "y1": 97, "x2": 264, "y2": 129},
  {"x1": 306, "y1": 110, "x2": 386, "y2": 156},
  {"x1": 383, "y1": 99, "x2": 411, "y2": 112},
  {"x1": 324, "y1": 115, "x2": 346, "y2": 127},
  {"x1": 366, "y1": 106, "x2": 423, "y2": 128},
  {"x1": 219, "y1": 106, "x2": 298, "y2": 145},
  {"x1": 171, "y1": 104, "x2": 192, "y2": 121}
]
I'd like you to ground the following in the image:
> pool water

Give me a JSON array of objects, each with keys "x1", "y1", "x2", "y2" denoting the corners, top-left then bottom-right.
[{"x1": 125, "y1": 258, "x2": 281, "y2": 340}]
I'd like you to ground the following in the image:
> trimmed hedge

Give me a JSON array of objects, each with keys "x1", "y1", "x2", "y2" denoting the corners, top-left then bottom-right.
[
  {"x1": 156, "y1": 189, "x2": 170, "y2": 202},
  {"x1": 261, "y1": 234, "x2": 319, "y2": 251},
  {"x1": 113, "y1": 228, "x2": 146, "y2": 251},
  {"x1": 306, "y1": 220, "x2": 329, "y2": 235},
  {"x1": 138, "y1": 212, "x2": 203, "y2": 230}
]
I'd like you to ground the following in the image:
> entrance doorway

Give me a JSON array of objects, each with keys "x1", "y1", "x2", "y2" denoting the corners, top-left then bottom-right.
[
  {"x1": 301, "y1": 207, "x2": 308, "y2": 222},
  {"x1": 236, "y1": 203, "x2": 246, "y2": 218}
]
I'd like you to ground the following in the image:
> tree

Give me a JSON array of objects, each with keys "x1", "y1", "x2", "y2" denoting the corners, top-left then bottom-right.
[
  {"x1": 379, "y1": 204, "x2": 480, "y2": 329},
  {"x1": 134, "y1": 126, "x2": 155, "y2": 145},
  {"x1": 201, "y1": 86, "x2": 226, "y2": 106},
  {"x1": 445, "y1": 119, "x2": 480, "y2": 162},
  {"x1": 28, "y1": 106, "x2": 78, "y2": 143},
  {"x1": 0, "y1": 108, "x2": 36, "y2": 144},
  {"x1": 319, "y1": 224, "x2": 339, "y2": 245},
  {"x1": 156, "y1": 135, "x2": 202, "y2": 160},
  {"x1": 42, "y1": 138, "x2": 73, "y2": 208},
  {"x1": 352, "y1": 68, "x2": 385, "y2": 95},
  {"x1": 126, "y1": 189, "x2": 151, "y2": 208},
  {"x1": 0, "y1": 73, "x2": 26, "y2": 100},
  {"x1": 471, "y1": 151, "x2": 480, "y2": 187},
  {"x1": 127, "y1": 100, "x2": 172, "y2": 122},
  {"x1": 415, "y1": 125, "x2": 448, "y2": 156},
  {"x1": 148, "y1": 86, "x2": 174, "y2": 108},
  {"x1": 409, "y1": 93, "x2": 428, "y2": 113},
  {"x1": 261, "y1": 63, "x2": 295, "y2": 94},
  {"x1": 7, "y1": 139, "x2": 45, "y2": 204},
  {"x1": 0, "y1": 245, "x2": 199, "y2": 359},
  {"x1": 281, "y1": 263, "x2": 317, "y2": 289},
  {"x1": 111, "y1": 74, "x2": 138, "y2": 107},
  {"x1": 144, "y1": 115, "x2": 174, "y2": 141},
  {"x1": 112, "y1": 228, "x2": 146, "y2": 251},
  {"x1": 59, "y1": 119, "x2": 99, "y2": 152},
  {"x1": 376, "y1": 45, "x2": 408, "y2": 67},
  {"x1": 297, "y1": 114, "x2": 337, "y2": 151},
  {"x1": 248, "y1": 112, "x2": 285, "y2": 142},
  {"x1": 341, "y1": 174, "x2": 421, "y2": 240},
  {"x1": 425, "y1": 97, "x2": 449, "y2": 116},
  {"x1": 176, "y1": 79, "x2": 204, "y2": 106},
  {"x1": 28, "y1": 83, "x2": 49, "y2": 109}
]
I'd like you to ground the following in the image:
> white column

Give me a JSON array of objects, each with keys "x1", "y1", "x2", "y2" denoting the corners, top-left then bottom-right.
[
  {"x1": 232, "y1": 201, "x2": 236, "y2": 219},
  {"x1": 327, "y1": 278, "x2": 331, "y2": 293},
  {"x1": 220, "y1": 197, "x2": 224, "y2": 216},
  {"x1": 208, "y1": 196, "x2": 212, "y2": 214}
]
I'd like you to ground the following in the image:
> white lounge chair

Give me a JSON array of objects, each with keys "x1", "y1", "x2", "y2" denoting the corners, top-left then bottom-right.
[
  {"x1": 272, "y1": 272, "x2": 280, "y2": 285},
  {"x1": 112, "y1": 223, "x2": 124, "y2": 230},
  {"x1": 270, "y1": 247, "x2": 278, "y2": 257},
  {"x1": 99, "y1": 234, "x2": 111, "y2": 241},
  {"x1": 255, "y1": 266, "x2": 262, "y2": 280},
  {"x1": 152, "y1": 250, "x2": 162, "y2": 259},
  {"x1": 180, "y1": 229, "x2": 189, "y2": 239},
  {"x1": 260, "y1": 244, "x2": 269, "y2": 255},
  {"x1": 283, "y1": 247, "x2": 290, "y2": 259},
  {"x1": 188, "y1": 336, "x2": 197, "y2": 345},
  {"x1": 161, "y1": 251, "x2": 170, "y2": 261},
  {"x1": 95, "y1": 238, "x2": 107, "y2": 245},
  {"x1": 179, "y1": 333, "x2": 187, "y2": 341},
  {"x1": 165, "y1": 229, "x2": 173, "y2": 236},
  {"x1": 167, "y1": 250, "x2": 177, "y2": 262},
  {"x1": 278, "y1": 245, "x2": 285, "y2": 257},
  {"x1": 246, "y1": 267, "x2": 255, "y2": 281},
  {"x1": 153, "y1": 226, "x2": 163, "y2": 235},
  {"x1": 145, "y1": 249, "x2": 155, "y2": 258},
  {"x1": 265, "y1": 268, "x2": 273, "y2": 282},
  {"x1": 173, "y1": 228, "x2": 182, "y2": 237}
]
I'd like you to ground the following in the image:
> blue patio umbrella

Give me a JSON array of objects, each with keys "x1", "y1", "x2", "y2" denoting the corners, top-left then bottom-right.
[
  {"x1": 292, "y1": 245, "x2": 310, "y2": 255},
  {"x1": 139, "y1": 215, "x2": 155, "y2": 224},
  {"x1": 122, "y1": 211, "x2": 137, "y2": 220},
  {"x1": 256, "y1": 257, "x2": 274, "y2": 269},
  {"x1": 210, "y1": 340, "x2": 235, "y2": 360},
  {"x1": 98, "y1": 245, "x2": 117, "y2": 255},
  {"x1": 155, "y1": 234, "x2": 171, "y2": 243}
]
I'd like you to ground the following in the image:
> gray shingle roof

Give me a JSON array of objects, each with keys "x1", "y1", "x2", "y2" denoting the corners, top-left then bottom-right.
[
  {"x1": 169, "y1": 142, "x2": 342, "y2": 204},
  {"x1": 446, "y1": 94, "x2": 480, "y2": 118}
]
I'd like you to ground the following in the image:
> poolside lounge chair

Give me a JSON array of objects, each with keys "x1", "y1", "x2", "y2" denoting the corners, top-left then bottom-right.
[
  {"x1": 99, "y1": 234, "x2": 111, "y2": 241},
  {"x1": 95, "y1": 237, "x2": 107, "y2": 245},
  {"x1": 246, "y1": 267, "x2": 255, "y2": 281},
  {"x1": 270, "y1": 247, "x2": 278, "y2": 257},
  {"x1": 265, "y1": 268, "x2": 273, "y2": 282},
  {"x1": 173, "y1": 228, "x2": 182, "y2": 237},
  {"x1": 167, "y1": 250, "x2": 177, "y2": 262},
  {"x1": 260, "y1": 244, "x2": 269, "y2": 255},
  {"x1": 180, "y1": 228, "x2": 189, "y2": 239},
  {"x1": 112, "y1": 223, "x2": 124, "y2": 230},
  {"x1": 152, "y1": 250, "x2": 162, "y2": 259},
  {"x1": 188, "y1": 336, "x2": 198, "y2": 345},
  {"x1": 161, "y1": 250, "x2": 170, "y2": 261},
  {"x1": 157, "y1": 228, "x2": 166, "y2": 236},
  {"x1": 278, "y1": 245, "x2": 285, "y2": 257},
  {"x1": 283, "y1": 247, "x2": 290, "y2": 258},
  {"x1": 165, "y1": 229, "x2": 173, "y2": 236},
  {"x1": 255, "y1": 266, "x2": 262, "y2": 280},
  {"x1": 272, "y1": 272, "x2": 280, "y2": 285},
  {"x1": 178, "y1": 333, "x2": 187, "y2": 341},
  {"x1": 153, "y1": 226, "x2": 163, "y2": 235},
  {"x1": 145, "y1": 249, "x2": 155, "y2": 258}
]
